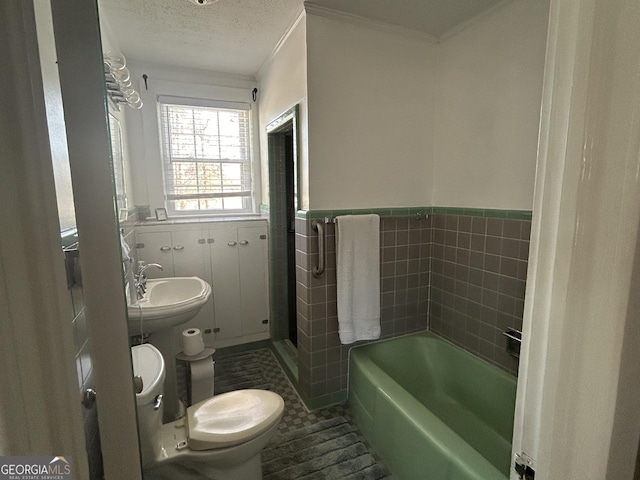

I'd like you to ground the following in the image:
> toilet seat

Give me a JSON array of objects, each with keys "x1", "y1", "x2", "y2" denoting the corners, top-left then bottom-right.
[{"x1": 186, "y1": 389, "x2": 284, "y2": 451}]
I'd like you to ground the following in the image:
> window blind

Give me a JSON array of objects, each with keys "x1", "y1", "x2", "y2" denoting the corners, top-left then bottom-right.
[{"x1": 159, "y1": 101, "x2": 252, "y2": 213}]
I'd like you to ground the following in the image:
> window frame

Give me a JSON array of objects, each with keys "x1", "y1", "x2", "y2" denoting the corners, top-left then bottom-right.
[{"x1": 157, "y1": 96, "x2": 254, "y2": 216}]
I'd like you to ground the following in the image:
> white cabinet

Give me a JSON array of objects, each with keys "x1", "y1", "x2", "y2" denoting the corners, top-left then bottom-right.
[
  {"x1": 135, "y1": 231, "x2": 173, "y2": 276},
  {"x1": 209, "y1": 225, "x2": 269, "y2": 340},
  {"x1": 134, "y1": 220, "x2": 269, "y2": 348},
  {"x1": 136, "y1": 230, "x2": 208, "y2": 278}
]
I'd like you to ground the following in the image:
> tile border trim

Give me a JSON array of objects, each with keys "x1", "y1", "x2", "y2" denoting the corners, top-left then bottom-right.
[{"x1": 295, "y1": 206, "x2": 532, "y2": 221}]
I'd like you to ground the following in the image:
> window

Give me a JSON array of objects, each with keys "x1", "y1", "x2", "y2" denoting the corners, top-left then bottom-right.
[{"x1": 158, "y1": 97, "x2": 252, "y2": 214}]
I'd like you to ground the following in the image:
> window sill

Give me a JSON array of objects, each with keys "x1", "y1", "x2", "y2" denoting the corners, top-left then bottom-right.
[{"x1": 136, "y1": 213, "x2": 265, "y2": 226}]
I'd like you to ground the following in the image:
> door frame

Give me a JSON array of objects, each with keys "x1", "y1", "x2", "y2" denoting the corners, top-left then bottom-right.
[
  {"x1": 511, "y1": 0, "x2": 640, "y2": 477},
  {"x1": 47, "y1": 0, "x2": 143, "y2": 477},
  {"x1": 0, "y1": 1, "x2": 89, "y2": 472},
  {"x1": 266, "y1": 105, "x2": 300, "y2": 344}
]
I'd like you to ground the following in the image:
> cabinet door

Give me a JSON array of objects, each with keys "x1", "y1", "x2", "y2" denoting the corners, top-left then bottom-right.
[
  {"x1": 238, "y1": 226, "x2": 269, "y2": 335},
  {"x1": 135, "y1": 231, "x2": 174, "y2": 277},
  {"x1": 209, "y1": 227, "x2": 242, "y2": 339},
  {"x1": 170, "y1": 230, "x2": 207, "y2": 278},
  {"x1": 170, "y1": 230, "x2": 214, "y2": 338}
]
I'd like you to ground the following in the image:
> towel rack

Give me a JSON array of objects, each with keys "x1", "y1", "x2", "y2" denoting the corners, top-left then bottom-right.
[
  {"x1": 312, "y1": 220, "x2": 325, "y2": 277},
  {"x1": 321, "y1": 213, "x2": 427, "y2": 223}
]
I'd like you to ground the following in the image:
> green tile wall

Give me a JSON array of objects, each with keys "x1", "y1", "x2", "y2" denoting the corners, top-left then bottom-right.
[
  {"x1": 267, "y1": 206, "x2": 533, "y2": 404},
  {"x1": 297, "y1": 206, "x2": 531, "y2": 221}
]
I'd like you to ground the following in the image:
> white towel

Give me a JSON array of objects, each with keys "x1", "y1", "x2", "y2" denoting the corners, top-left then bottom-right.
[
  {"x1": 336, "y1": 214, "x2": 380, "y2": 344},
  {"x1": 120, "y1": 231, "x2": 132, "y2": 263}
]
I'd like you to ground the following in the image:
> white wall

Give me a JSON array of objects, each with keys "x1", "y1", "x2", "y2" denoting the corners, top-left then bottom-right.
[
  {"x1": 305, "y1": 13, "x2": 437, "y2": 210},
  {"x1": 123, "y1": 63, "x2": 259, "y2": 212},
  {"x1": 257, "y1": 14, "x2": 308, "y2": 208},
  {"x1": 433, "y1": 0, "x2": 549, "y2": 210},
  {"x1": 109, "y1": 1, "x2": 548, "y2": 214}
]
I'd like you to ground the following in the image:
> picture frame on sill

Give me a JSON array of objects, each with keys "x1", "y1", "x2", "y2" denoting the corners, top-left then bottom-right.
[{"x1": 155, "y1": 208, "x2": 168, "y2": 221}]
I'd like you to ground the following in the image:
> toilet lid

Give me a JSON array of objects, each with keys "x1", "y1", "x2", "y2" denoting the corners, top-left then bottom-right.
[{"x1": 186, "y1": 389, "x2": 284, "y2": 451}]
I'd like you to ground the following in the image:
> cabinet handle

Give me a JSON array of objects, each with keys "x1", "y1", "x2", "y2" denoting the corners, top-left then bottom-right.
[
  {"x1": 227, "y1": 241, "x2": 237, "y2": 247},
  {"x1": 160, "y1": 246, "x2": 171, "y2": 251},
  {"x1": 239, "y1": 240, "x2": 249, "y2": 246},
  {"x1": 173, "y1": 245, "x2": 184, "y2": 251}
]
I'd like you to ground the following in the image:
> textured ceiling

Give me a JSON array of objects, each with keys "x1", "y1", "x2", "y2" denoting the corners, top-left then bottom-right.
[
  {"x1": 99, "y1": 0, "x2": 303, "y2": 76},
  {"x1": 98, "y1": 0, "x2": 507, "y2": 77}
]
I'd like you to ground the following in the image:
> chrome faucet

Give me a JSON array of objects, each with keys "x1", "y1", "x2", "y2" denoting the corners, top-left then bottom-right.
[{"x1": 134, "y1": 262, "x2": 163, "y2": 299}]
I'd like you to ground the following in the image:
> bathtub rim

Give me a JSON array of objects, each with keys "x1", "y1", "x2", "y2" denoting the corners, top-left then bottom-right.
[
  {"x1": 346, "y1": 329, "x2": 518, "y2": 391},
  {"x1": 346, "y1": 329, "x2": 517, "y2": 479}
]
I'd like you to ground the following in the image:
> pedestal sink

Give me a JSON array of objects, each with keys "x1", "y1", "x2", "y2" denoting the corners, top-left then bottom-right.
[
  {"x1": 127, "y1": 277, "x2": 211, "y2": 335},
  {"x1": 127, "y1": 276, "x2": 212, "y2": 420}
]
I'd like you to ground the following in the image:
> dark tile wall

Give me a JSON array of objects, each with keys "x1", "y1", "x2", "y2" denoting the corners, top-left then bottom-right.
[
  {"x1": 429, "y1": 214, "x2": 530, "y2": 375},
  {"x1": 294, "y1": 215, "x2": 431, "y2": 405},
  {"x1": 267, "y1": 135, "x2": 290, "y2": 341}
]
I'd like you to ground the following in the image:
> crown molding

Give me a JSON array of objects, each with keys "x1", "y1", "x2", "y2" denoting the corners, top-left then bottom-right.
[
  {"x1": 303, "y1": 3, "x2": 438, "y2": 44},
  {"x1": 257, "y1": 5, "x2": 306, "y2": 80},
  {"x1": 439, "y1": 0, "x2": 513, "y2": 42}
]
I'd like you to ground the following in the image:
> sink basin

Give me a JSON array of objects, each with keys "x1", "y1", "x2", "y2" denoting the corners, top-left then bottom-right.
[{"x1": 127, "y1": 277, "x2": 211, "y2": 335}]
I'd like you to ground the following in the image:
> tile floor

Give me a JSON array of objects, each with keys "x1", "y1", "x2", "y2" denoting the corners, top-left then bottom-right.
[{"x1": 212, "y1": 348, "x2": 392, "y2": 477}]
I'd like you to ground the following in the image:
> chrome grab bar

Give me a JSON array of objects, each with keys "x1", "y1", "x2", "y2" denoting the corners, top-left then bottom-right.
[{"x1": 312, "y1": 220, "x2": 325, "y2": 278}]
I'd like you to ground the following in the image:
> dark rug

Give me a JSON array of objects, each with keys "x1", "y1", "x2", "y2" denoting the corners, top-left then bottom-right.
[{"x1": 262, "y1": 416, "x2": 392, "y2": 480}]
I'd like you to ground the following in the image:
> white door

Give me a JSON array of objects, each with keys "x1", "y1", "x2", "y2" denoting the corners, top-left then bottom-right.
[
  {"x1": 511, "y1": 0, "x2": 640, "y2": 478},
  {"x1": 209, "y1": 227, "x2": 243, "y2": 339},
  {"x1": 238, "y1": 226, "x2": 270, "y2": 335},
  {"x1": 171, "y1": 230, "x2": 208, "y2": 278},
  {"x1": 171, "y1": 230, "x2": 215, "y2": 338}
]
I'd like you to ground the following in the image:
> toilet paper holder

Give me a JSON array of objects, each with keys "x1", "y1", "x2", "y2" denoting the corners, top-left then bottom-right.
[
  {"x1": 177, "y1": 348, "x2": 216, "y2": 405},
  {"x1": 176, "y1": 348, "x2": 216, "y2": 362}
]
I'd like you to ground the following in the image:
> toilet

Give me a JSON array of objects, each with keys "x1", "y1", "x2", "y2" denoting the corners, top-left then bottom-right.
[{"x1": 131, "y1": 343, "x2": 284, "y2": 480}]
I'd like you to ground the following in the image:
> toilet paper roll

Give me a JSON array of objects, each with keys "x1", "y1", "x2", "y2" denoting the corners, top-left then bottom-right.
[
  {"x1": 182, "y1": 328, "x2": 205, "y2": 356},
  {"x1": 190, "y1": 358, "x2": 214, "y2": 404}
]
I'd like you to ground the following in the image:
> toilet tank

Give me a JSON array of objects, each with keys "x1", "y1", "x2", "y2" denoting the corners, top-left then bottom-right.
[{"x1": 131, "y1": 343, "x2": 166, "y2": 467}]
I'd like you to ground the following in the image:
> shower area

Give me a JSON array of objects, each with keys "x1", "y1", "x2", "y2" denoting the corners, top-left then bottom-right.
[{"x1": 267, "y1": 106, "x2": 300, "y2": 374}]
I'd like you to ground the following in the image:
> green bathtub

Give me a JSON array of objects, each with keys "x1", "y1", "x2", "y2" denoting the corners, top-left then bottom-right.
[{"x1": 348, "y1": 331, "x2": 517, "y2": 479}]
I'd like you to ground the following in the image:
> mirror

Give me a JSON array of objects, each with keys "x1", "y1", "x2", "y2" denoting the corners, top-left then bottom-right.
[{"x1": 108, "y1": 113, "x2": 127, "y2": 216}]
